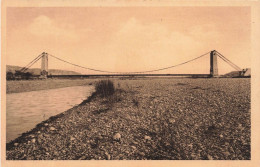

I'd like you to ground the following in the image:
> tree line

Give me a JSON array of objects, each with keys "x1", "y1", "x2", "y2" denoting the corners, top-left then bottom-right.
[{"x1": 6, "y1": 71, "x2": 34, "y2": 80}]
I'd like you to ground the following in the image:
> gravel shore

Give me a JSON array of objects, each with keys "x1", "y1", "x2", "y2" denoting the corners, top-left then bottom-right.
[{"x1": 6, "y1": 78, "x2": 251, "y2": 160}]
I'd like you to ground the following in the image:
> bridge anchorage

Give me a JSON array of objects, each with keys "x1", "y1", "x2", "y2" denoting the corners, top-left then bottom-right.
[{"x1": 19, "y1": 50, "x2": 250, "y2": 78}]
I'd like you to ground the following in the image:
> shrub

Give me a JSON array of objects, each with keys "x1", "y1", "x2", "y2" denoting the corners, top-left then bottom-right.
[
  {"x1": 95, "y1": 80, "x2": 115, "y2": 97},
  {"x1": 24, "y1": 72, "x2": 33, "y2": 80},
  {"x1": 6, "y1": 71, "x2": 15, "y2": 80},
  {"x1": 14, "y1": 70, "x2": 34, "y2": 80}
]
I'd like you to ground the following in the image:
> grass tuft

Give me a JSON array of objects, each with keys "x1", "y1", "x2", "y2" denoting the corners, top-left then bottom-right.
[
  {"x1": 95, "y1": 80, "x2": 115, "y2": 97},
  {"x1": 132, "y1": 98, "x2": 139, "y2": 107}
]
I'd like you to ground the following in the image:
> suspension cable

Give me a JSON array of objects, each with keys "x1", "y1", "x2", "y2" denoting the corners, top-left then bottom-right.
[
  {"x1": 20, "y1": 54, "x2": 43, "y2": 72},
  {"x1": 48, "y1": 51, "x2": 211, "y2": 74},
  {"x1": 215, "y1": 51, "x2": 241, "y2": 71},
  {"x1": 21, "y1": 55, "x2": 43, "y2": 72},
  {"x1": 217, "y1": 55, "x2": 241, "y2": 71},
  {"x1": 216, "y1": 52, "x2": 241, "y2": 70}
]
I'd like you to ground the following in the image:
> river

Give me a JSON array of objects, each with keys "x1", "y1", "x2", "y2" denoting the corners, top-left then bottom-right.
[{"x1": 6, "y1": 85, "x2": 94, "y2": 143}]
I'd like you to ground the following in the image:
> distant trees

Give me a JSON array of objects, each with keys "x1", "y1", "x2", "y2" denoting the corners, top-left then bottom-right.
[
  {"x1": 14, "y1": 71, "x2": 23, "y2": 79},
  {"x1": 6, "y1": 71, "x2": 15, "y2": 80},
  {"x1": 6, "y1": 71, "x2": 34, "y2": 80},
  {"x1": 24, "y1": 72, "x2": 33, "y2": 80}
]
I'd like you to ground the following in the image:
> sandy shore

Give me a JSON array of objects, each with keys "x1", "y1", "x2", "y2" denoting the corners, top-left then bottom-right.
[{"x1": 6, "y1": 78, "x2": 251, "y2": 160}]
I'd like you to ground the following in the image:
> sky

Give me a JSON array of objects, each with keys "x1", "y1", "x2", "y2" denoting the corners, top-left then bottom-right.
[{"x1": 6, "y1": 7, "x2": 251, "y2": 74}]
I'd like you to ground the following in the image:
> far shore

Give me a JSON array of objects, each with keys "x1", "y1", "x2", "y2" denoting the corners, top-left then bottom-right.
[
  {"x1": 6, "y1": 77, "x2": 197, "y2": 94},
  {"x1": 6, "y1": 79, "x2": 98, "y2": 94}
]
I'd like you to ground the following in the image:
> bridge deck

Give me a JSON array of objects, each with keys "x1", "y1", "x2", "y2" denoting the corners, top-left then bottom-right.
[{"x1": 47, "y1": 74, "x2": 211, "y2": 78}]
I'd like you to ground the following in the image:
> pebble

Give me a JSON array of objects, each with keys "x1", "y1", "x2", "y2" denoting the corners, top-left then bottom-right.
[
  {"x1": 14, "y1": 143, "x2": 19, "y2": 146},
  {"x1": 165, "y1": 142, "x2": 171, "y2": 146},
  {"x1": 131, "y1": 146, "x2": 137, "y2": 150},
  {"x1": 132, "y1": 141, "x2": 138, "y2": 145},
  {"x1": 139, "y1": 152, "x2": 145, "y2": 156},
  {"x1": 79, "y1": 155, "x2": 86, "y2": 160},
  {"x1": 191, "y1": 153, "x2": 197, "y2": 159},
  {"x1": 29, "y1": 135, "x2": 35, "y2": 138},
  {"x1": 144, "y1": 135, "x2": 151, "y2": 140},
  {"x1": 105, "y1": 152, "x2": 111, "y2": 160},
  {"x1": 151, "y1": 144, "x2": 157, "y2": 149},
  {"x1": 187, "y1": 144, "x2": 193, "y2": 148},
  {"x1": 113, "y1": 133, "x2": 121, "y2": 141},
  {"x1": 97, "y1": 135, "x2": 103, "y2": 140},
  {"x1": 54, "y1": 151, "x2": 59, "y2": 155},
  {"x1": 207, "y1": 155, "x2": 213, "y2": 160},
  {"x1": 49, "y1": 127, "x2": 56, "y2": 131},
  {"x1": 31, "y1": 138, "x2": 36, "y2": 143},
  {"x1": 44, "y1": 123, "x2": 48, "y2": 126},
  {"x1": 144, "y1": 149, "x2": 149, "y2": 153},
  {"x1": 223, "y1": 151, "x2": 230, "y2": 157},
  {"x1": 70, "y1": 137, "x2": 75, "y2": 141},
  {"x1": 169, "y1": 118, "x2": 176, "y2": 124}
]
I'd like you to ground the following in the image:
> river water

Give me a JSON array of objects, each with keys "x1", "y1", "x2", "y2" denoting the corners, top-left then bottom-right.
[{"x1": 6, "y1": 85, "x2": 93, "y2": 143}]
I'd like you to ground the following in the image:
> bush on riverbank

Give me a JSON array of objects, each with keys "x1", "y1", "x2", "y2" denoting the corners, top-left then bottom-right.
[
  {"x1": 95, "y1": 80, "x2": 115, "y2": 97},
  {"x1": 6, "y1": 71, "x2": 34, "y2": 80}
]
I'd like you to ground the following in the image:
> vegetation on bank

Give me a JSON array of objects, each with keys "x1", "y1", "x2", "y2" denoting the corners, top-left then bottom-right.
[
  {"x1": 95, "y1": 80, "x2": 115, "y2": 97},
  {"x1": 6, "y1": 71, "x2": 34, "y2": 80},
  {"x1": 90, "y1": 80, "x2": 124, "y2": 108}
]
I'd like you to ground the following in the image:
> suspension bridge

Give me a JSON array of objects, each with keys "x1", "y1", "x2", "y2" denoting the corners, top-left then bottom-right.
[{"x1": 19, "y1": 50, "x2": 248, "y2": 78}]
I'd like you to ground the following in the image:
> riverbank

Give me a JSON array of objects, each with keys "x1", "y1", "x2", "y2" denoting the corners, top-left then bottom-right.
[
  {"x1": 6, "y1": 78, "x2": 251, "y2": 160},
  {"x1": 6, "y1": 79, "x2": 97, "y2": 94}
]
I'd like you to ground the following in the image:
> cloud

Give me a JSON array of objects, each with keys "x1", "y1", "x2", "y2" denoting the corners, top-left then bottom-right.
[
  {"x1": 189, "y1": 24, "x2": 222, "y2": 46},
  {"x1": 28, "y1": 15, "x2": 78, "y2": 41},
  {"x1": 107, "y1": 17, "x2": 207, "y2": 72}
]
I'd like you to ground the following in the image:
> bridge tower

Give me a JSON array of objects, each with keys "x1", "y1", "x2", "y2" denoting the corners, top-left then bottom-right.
[
  {"x1": 40, "y1": 52, "x2": 48, "y2": 78},
  {"x1": 210, "y1": 50, "x2": 218, "y2": 77}
]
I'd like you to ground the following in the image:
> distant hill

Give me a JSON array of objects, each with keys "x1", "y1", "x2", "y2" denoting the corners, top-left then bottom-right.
[
  {"x1": 221, "y1": 71, "x2": 241, "y2": 78},
  {"x1": 6, "y1": 65, "x2": 81, "y2": 75},
  {"x1": 222, "y1": 68, "x2": 251, "y2": 78}
]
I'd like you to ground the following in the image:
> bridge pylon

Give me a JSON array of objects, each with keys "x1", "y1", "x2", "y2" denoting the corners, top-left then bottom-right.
[
  {"x1": 210, "y1": 50, "x2": 218, "y2": 77},
  {"x1": 40, "y1": 52, "x2": 48, "y2": 78}
]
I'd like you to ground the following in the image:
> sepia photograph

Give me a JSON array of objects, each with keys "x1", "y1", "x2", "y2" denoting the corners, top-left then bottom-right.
[{"x1": 1, "y1": 0, "x2": 260, "y2": 167}]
